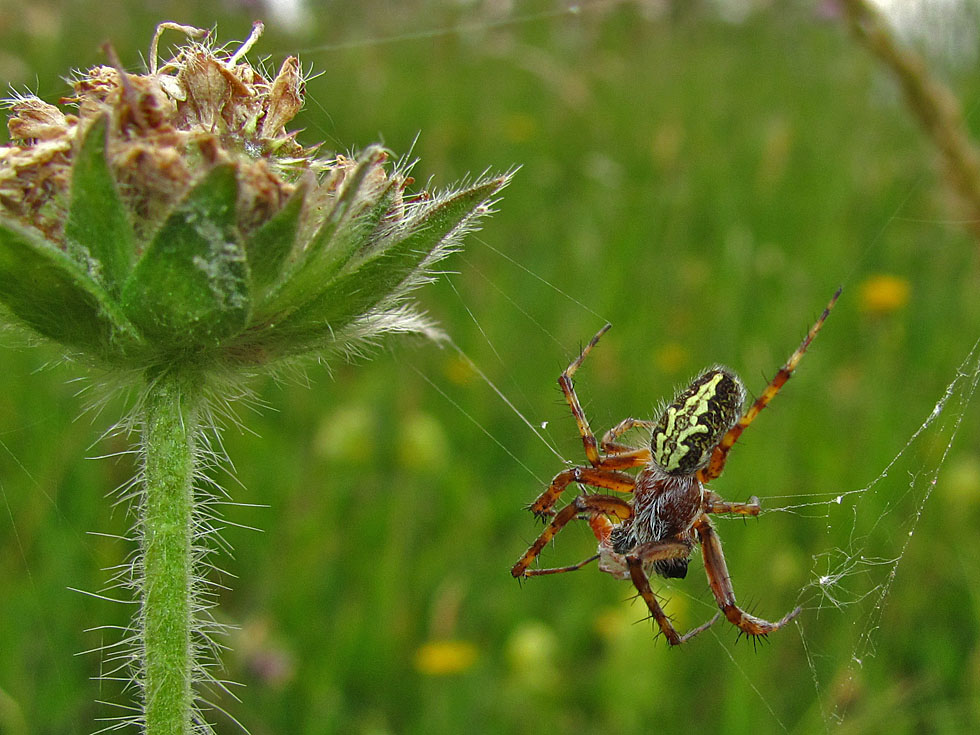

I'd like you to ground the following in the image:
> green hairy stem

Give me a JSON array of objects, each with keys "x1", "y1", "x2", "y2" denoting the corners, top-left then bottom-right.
[{"x1": 140, "y1": 370, "x2": 202, "y2": 734}]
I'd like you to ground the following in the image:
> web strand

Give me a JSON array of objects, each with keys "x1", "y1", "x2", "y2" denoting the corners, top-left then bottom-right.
[{"x1": 792, "y1": 336, "x2": 980, "y2": 728}]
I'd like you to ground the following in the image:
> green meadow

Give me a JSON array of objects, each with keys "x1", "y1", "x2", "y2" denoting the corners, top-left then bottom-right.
[{"x1": 2, "y1": 2, "x2": 980, "y2": 733}]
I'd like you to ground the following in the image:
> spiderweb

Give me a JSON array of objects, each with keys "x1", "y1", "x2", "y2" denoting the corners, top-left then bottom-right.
[
  {"x1": 430, "y1": 260, "x2": 980, "y2": 734},
  {"x1": 788, "y1": 336, "x2": 980, "y2": 729},
  {"x1": 324, "y1": 4, "x2": 980, "y2": 732},
  {"x1": 436, "y1": 251, "x2": 980, "y2": 733}
]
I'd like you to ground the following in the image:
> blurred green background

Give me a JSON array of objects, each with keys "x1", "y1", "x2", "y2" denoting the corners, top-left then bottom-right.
[{"x1": 3, "y1": 1, "x2": 980, "y2": 733}]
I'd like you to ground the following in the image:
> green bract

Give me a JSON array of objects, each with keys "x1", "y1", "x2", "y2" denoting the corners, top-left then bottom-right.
[{"x1": 0, "y1": 113, "x2": 508, "y2": 369}]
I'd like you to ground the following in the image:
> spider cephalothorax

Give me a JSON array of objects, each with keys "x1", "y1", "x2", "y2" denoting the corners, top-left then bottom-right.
[{"x1": 511, "y1": 289, "x2": 840, "y2": 645}]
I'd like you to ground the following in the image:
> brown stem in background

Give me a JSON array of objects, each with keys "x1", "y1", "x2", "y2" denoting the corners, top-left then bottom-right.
[{"x1": 841, "y1": 0, "x2": 980, "y2": 244}]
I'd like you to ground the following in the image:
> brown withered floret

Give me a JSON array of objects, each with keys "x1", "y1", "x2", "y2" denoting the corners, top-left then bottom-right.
[
  {"x1": 237, "y1": 157, "x2": 296, "y2": 235},
  {"x1": 7, "y1": 97, "x2": 72, "y2": 141},
  {"x1": 112, "y1": 140, "x2": 191, "y2": 244},
  {"x1": 0, "y1": 99, "x2": 74, "y2": 238},
  {"x1": 0, "y1": 26, "x2": 348, "y2": 249},
  {"x1": 178, "y1": 51, "x2": 247, "y2": 132},
  {"x1": 260, "y1": 57, "x2": 304, "y2": 140}
]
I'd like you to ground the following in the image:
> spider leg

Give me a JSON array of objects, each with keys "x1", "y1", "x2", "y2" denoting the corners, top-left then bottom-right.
[
  {"x1": 595, "y1": 448, "x2": 654, "y2": 469},
  {"x1": 694, "y1": 516, "x2": 800, "y2": 638},
  {"x1": 559, "y1": 323, "x2": 612, "y2": 468},
  {"x1": 626, "y1": 539, "x2": 719, "y2": 646},
  {"x1": 600, "y1": 418, "x2": 657, "y2": 454},
  {"x1": 587, "y1": 510, "x2": 616, "y2": 544},
  {"x1": 527, "y1": 466, "x2": 636, "y2": 518},
  {"x1": 537, "y1": 324, "x2": 650, "y2": 516},
  {"x1": 703, "y1": 491, "x2": 761, "y2": 517},
  {"x1": 522, "y1": 554, "x2": 600, "y2": 576},
  {"x1": 698, "y1": 287, "x2": 840, "y2": 483},
  {"x1": 512, "y1": 493, "x2": 632, "y2": 578}
]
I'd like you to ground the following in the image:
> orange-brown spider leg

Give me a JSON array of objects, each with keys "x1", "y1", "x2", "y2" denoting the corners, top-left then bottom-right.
[
  {"x1": 527, "y1": 466, "x2": 636, "y2": 518},
  {"x1": 699, "y1": 287, "x2": 841, "y2": 483},
  {"x1": 512, "y1": 494, "x2": 632, "y2": 578},
  {"x1": 522, "y1": 554, "x2": 601, "y2": 576},
  {"x1": 600, "y1": 418, "x2": 657, "y2": 455},
  {"x1": 695, "y1": 516, "x2": 800, "y2": 637},
  {"x1": 703, "y1": 491, "x2": 761, "y2": 516},
  {"x1": 587, "y1": 511, "x2": 616, "y2": 544},
  {"x1": 594, "y1": 448, "x2": 654, "y2": 470},
  {"x1": 522, "y1": 507, "x2": 622, "y2": 576},
  {"x1": 626, "y1": 539, "x2": 720, "y2": 646},
  {"x1": 558, "y1": 323, "x2": 612, "y2": 467}
]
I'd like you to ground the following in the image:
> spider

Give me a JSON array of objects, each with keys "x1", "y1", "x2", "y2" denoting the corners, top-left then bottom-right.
[{"x1": 511, "y1": 288, "x2": 841, "y2": 645}]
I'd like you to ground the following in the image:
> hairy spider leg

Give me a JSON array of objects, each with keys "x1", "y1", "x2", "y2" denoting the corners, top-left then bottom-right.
[
  {"x1": 694, "y1": 516, "x2": 801, "y2": 637},
  {"x1": 521, "y1": 505, "x2": 625, "y2": 576},
  {"x1": 512, "y1": 493, "x2": 632, "y2": 577},
  {"x1": 703, "y1": 491, "x2": 762, "y2": 516},
  {"x1": 522, "y1": 554, "x2": 601, "y2": 576},
  {"x1": 529, "y1": 326, "x2": 654, "y2": 517},
  {"x1": 560, "y1": 325, "x2": 656, "y2": 470},
  {"x1": 559, "y1": 323, "x2": 613, "y2": 468},
  {"x1": 626, "y1": 539, "x2": 720, "y2": 645},
  {"x1": 527, "y1": 466, "x2": 637, "y2": 518},
  {"x1": 698, "y1": 286, "x2": 842, "y2": 484},
  {"x1": 587, "y1": 511, "x2": 616, "y2": 543},
  {"x1": 600, "y1": 418, "x2": 657, "y2": 455}
]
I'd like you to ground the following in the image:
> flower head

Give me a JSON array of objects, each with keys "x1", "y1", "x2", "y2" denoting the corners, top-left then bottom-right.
[{"x1": 0, "y1": 22, "x2": 509, "y2": 371}]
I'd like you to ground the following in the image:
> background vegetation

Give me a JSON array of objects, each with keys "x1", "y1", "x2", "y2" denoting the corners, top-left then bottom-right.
[{"x1": 2, "y1": 1, "x2": 980, "y2": 733}]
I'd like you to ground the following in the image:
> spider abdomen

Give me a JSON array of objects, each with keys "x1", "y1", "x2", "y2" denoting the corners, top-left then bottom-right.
[{"x1": 650, "y1": 367, "x2": 746, "y2": 475}]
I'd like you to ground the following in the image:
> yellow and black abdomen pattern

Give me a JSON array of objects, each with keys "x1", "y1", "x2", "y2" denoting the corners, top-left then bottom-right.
[{"x1": 650, "y1": 368, "x2": 746, "y2": 476}]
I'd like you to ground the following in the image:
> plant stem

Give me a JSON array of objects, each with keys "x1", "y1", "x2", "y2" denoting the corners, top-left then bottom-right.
[
  {"x1": 140, "y1": 368, "x2": 202, "y2": 734},
  {"x1": 842, "y1": 0, "x2": 980, "y2": 246}
]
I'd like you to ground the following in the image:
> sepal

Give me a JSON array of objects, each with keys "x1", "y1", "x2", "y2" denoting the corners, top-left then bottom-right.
[
  {"x1": 64, "y1": 115, "x2": 136, "y2": 294},
  {"x1": 255, "y1": 146, "x2": 396, "y2": 320},
  {"x1": 0, "y1": 218, "x2": 142, "y2": 360},
  {"x1": 246, "y1": 173, "x2": 509, "y2": 358},
  {"x1": 245, "y1": 178, "x2": 307, "y2": 291},
  {"x1": 121, "y1": 164, "x2": 251, "y2": 351}
]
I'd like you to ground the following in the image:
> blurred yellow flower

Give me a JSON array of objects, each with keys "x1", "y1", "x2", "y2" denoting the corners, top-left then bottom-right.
[
  {"x1": 397, "y1": 412, "x2": 449, "y2": 470},
  {"x1": 654, "y1": 342, "x2": 690, "y2": 375},
  {"x1": 593, "y1": 606, "x2": 629, "y2": 641},
  {"x1": 651, "y1": 120, "x2": 684, "y2": 170},
  {"x1": 314, "y1": 405, "x2": 376, "y2": 464},
  {"x1": 505, "y1": 620, "x2": 556, "y2": 672},
  {"x1": 941, "y1": 454, "x2": 980, "y2": 501},
  {"x1": 413, "y1": 640, "x2": 478, "y2": 676},
  {"x1": 504, "y1": 112, "x2": 537, "y2": 143},
  {"x1": 859, "y1": 274, "x2": 910, "y2": 315},
  {"x1": 444, "y1": 355, "x2": 477, "y2": 385}
]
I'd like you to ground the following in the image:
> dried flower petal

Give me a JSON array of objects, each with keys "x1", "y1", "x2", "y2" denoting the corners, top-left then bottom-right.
[
  {"x1": 260, "y1": 57, "x2": 304, "y2": 138},
  {"x1": 6, "y1": 97, "x2": 70, "y2": 141}
]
